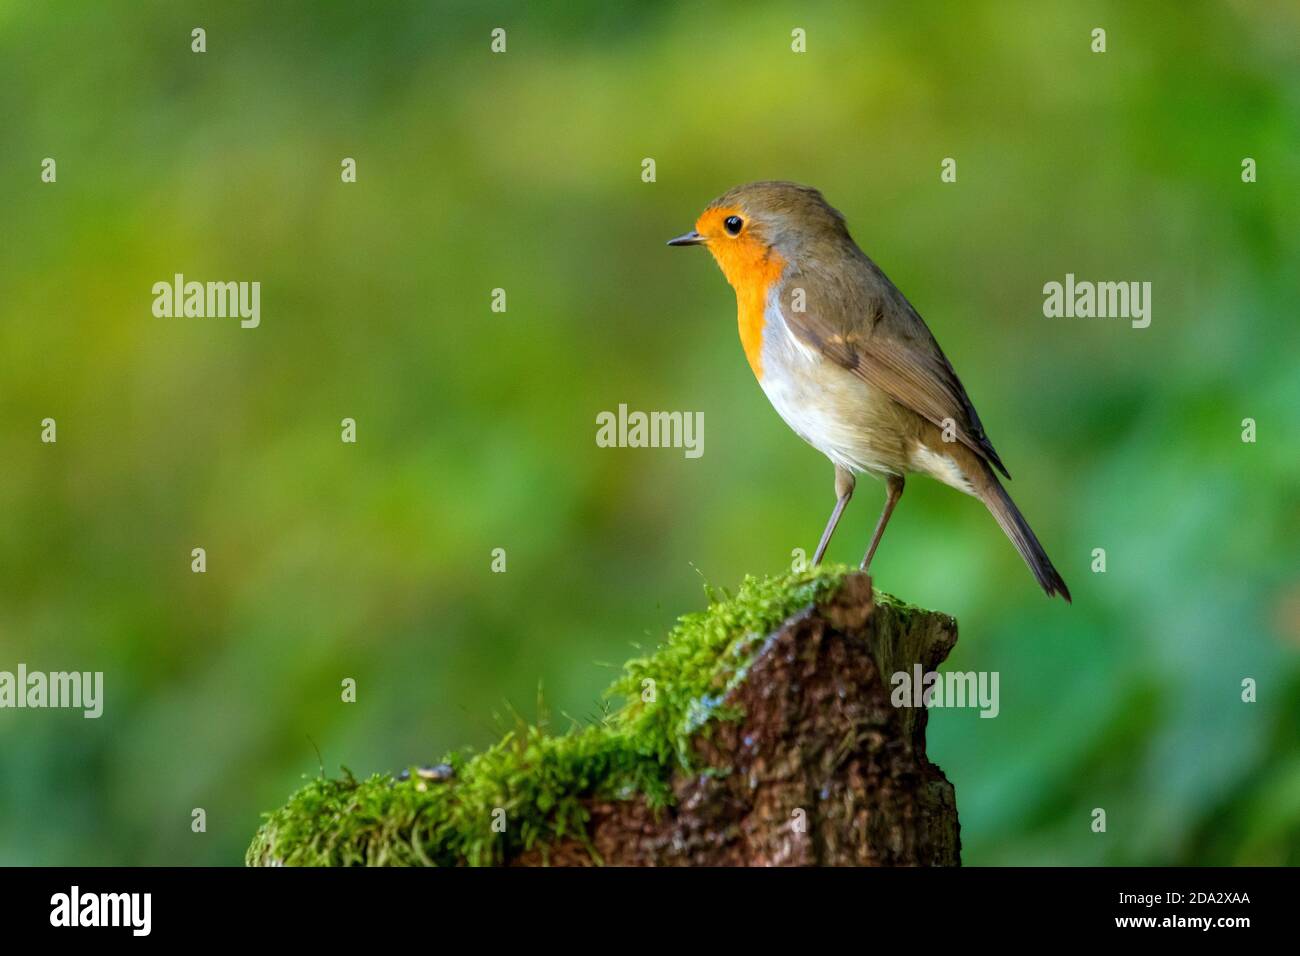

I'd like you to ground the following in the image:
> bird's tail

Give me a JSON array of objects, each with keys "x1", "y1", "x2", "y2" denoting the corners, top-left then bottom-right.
[{"x1": 976, "y1": 468, "x2": 1071, "y2": 601}]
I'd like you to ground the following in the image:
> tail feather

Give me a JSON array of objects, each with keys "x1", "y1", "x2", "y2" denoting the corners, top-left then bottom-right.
[{"x1": 977, "y1": 470, "x2": 1071, "y2": 602}]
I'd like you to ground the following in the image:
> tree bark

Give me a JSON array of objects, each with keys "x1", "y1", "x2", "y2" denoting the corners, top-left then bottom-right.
[{"x1": 516, "y1": 573, "x2": 961, "y2": 866}]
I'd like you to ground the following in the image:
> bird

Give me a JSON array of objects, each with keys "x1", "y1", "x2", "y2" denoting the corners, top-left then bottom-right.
[{"x1": 668, "y1": 181, "x2": 1070, "y2": 600}]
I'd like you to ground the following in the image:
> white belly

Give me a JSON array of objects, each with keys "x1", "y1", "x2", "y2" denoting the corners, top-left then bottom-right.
[
  {"x1": 754, "y1": 297, "x2": 978, "y2": 496},
  {"x1": 756, "y1": 298, "x2": 905, "y2": 478}
]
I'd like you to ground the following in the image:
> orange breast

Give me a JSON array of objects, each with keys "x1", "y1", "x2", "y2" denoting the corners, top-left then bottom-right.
[{"x1": 714, "y1": 246, "x2": 786, "y2": 379}]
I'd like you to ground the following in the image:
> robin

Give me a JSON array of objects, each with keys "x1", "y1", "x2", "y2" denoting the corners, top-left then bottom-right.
[{"x1": 668, "y1": 181, "x2": 1070, "y2": 600}]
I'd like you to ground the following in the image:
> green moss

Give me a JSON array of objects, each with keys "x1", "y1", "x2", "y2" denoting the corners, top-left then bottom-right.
[{"x1": 247, "y1": 564, "x2": 851, "y2": 866}]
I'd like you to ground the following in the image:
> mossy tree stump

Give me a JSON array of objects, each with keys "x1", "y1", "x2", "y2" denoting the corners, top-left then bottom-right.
[{"x1": 248, "y1": 569, "x2": 961, "y2": 866}]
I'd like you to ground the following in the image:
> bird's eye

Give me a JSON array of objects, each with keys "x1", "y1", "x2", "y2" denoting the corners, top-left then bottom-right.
[{"x1": 723, "y1": 215, "x2": 744, "y2": 236}]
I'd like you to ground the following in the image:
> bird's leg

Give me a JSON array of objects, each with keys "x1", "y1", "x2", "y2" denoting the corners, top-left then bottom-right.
[
  {"x1": 860, "y1": 474, "x2": 905, "y2": 571},
  {"x1": 812, "y1": 467, "x2": 855, "y2": 565}
]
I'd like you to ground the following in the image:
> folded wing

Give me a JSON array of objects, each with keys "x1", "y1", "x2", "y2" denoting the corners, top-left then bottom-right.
[{"x1": 778, "y1": 255, "x2": 1010, "y2": 479}]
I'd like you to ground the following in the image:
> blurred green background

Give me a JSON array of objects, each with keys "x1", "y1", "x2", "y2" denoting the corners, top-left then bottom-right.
[{"x1": 1, "y1": 0, "x2": 1297, "y2": 866}]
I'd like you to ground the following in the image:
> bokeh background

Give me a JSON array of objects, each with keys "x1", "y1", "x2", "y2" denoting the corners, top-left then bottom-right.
[{"x1": 1, "y1": 0, "x2": 1296, "y2": 866}]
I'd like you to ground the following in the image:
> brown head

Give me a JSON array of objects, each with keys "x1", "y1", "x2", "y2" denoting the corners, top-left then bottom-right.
[{"x1": 667, "y1": 181, "x2": 853, "y2": 290}]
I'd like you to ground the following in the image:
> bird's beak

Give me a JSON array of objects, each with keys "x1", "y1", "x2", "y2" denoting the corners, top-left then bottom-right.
[{"x1": 666, "y1": 230, "x2": 706, "y2": 247}]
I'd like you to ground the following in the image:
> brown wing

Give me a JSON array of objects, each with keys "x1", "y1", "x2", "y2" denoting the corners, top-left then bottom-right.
[{"x1": 779, "y1": 254, "x2": 1010, "y2": 478}]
